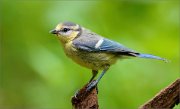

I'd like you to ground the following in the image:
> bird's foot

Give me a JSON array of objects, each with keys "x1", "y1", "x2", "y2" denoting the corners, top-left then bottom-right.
[
  {"x1": 74, "y1": 89, "x2": 80, "y2": 98},
  {"x1": 86, "y1": 80, "x2": 98, "y2": 92}
]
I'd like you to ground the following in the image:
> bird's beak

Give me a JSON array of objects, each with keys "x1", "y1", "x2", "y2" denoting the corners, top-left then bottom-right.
[{"x1": 50, "y1": 29, "x2": 58, "y2": 34}]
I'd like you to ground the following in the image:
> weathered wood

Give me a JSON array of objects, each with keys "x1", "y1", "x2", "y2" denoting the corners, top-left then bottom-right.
[
  {"x1": 71, "y1": 78, "x2": 179, "y2": 109},
  {"x1": 140, "y1": 78, "x2": 180, "y2": 109},
  {"x1": 71, "y1": 81, "x2": 98, "y2": 109}
]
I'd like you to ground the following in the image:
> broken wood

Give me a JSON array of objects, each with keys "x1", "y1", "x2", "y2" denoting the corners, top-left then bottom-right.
[
  {"x1": 140, "y1": 78, "x2": 180, "y2": 109},
  {"x1": 71, "y1": 81, "x2": 98, "y2": 109},
  {"x1": 71, "y1": 79, "x2": 180, "y2": 109}
]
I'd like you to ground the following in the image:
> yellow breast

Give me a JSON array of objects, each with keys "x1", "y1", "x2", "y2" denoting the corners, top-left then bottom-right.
[{"x1": 63, "y1": 41, "x2": 118, "y2": 70}]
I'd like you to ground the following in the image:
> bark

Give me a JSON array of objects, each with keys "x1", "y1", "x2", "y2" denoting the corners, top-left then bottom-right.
[
  {"x1": 140, "y1": 78, "x2": 180, "y2": 109},
  {"x1": 71, "y1": 81, "x2": 98, "y2": 109},
  {"x1": 71, "y1": 79, "x2": 180, "y2": 109}
]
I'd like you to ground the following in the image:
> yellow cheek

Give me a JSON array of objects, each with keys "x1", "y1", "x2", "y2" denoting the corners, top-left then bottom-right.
[
  {"x1": 58, "y1": 31, "x2": 79, "y2": 44},
  {"x1": 64, "y1": 31, "x2": 78, "y2": 41}
]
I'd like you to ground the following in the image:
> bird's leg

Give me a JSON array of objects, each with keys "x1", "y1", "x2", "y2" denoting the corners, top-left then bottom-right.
[
  {"x1": 86, "y1": 65, "x2": 109, "y2": 91},
  {"x1": 89, "y1": 70, "x2": 98, "y2": 82}
]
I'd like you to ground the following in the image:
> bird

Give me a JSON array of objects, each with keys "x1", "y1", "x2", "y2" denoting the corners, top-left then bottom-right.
[{"x1": 50, "y1": 22, "x2": 167, "y2": 91}]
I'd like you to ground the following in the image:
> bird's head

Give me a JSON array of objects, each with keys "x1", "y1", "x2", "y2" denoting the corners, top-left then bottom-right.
[{"x1": 50, "y1": 22, "x2": 82, "y2": 43}]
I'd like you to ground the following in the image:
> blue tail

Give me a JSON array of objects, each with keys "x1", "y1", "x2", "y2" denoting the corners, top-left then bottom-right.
[{"x1": 137, "y1": 53, "x2": 168, "y2": 62}]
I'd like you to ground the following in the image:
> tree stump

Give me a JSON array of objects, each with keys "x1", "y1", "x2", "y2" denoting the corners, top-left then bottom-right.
[
  {"x1": 71, "y1": 79, "x2": 180, "y2": 109},
  {"x1": 71, "y1": 81, "x2": 98, "y2": 109}
]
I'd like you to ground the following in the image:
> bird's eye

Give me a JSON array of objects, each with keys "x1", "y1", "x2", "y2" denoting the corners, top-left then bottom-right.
[{"x1": 62, "y1": 28, "x2": 70, "y2": 32}]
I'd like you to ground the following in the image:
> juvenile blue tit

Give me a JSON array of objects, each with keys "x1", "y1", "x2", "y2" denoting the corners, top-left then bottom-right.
[{"x1": 50, "y1": 22, "x2": 167, "y2": 90}]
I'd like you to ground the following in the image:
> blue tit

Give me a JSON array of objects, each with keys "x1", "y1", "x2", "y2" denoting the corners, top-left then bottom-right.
[{"x1": 50, "y1": 22, "x2": 167, "y2": 90}]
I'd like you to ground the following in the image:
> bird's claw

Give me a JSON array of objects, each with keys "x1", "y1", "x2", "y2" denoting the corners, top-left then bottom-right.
[
  {"x1": 74, "y1": 89, "x2": 80, "y2": 98},
  {"x1": 86, "y1": 80, "x2": 98, "y2": 92}
]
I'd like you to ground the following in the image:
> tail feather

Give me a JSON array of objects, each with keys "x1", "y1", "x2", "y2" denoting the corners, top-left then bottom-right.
[{"x1": 136, "y1": 53, "x2": 168, "y2": 62}]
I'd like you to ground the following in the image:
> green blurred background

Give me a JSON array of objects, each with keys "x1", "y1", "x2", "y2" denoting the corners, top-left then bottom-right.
[{"x1": 0, "y1": 0, "x2": 179, "y2": 108}]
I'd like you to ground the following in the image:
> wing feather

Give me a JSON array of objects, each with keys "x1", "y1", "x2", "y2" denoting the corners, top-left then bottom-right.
[
  {"x1": 72, "y1": 29, "x2": 166, "y2": 61},
  {"x1": 72, "y1": 30, "x2": 139, "y2": 56}
]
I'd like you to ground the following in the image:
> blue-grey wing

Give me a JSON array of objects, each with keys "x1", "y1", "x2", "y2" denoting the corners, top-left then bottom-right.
[
  {"x1": 72, "y1": 29, "x2": 166, "y2": 61},
  {"x1": 98, "y1": 38, "x2": 135, "y2": 53},
  {"x1": 73, "y1": 36, "x2": 139, "y2": 56}
]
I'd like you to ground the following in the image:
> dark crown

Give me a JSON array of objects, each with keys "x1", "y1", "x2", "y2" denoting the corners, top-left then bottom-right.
[{"x1": 62, "y1": 22, "x2": 76, "y2": 26}]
